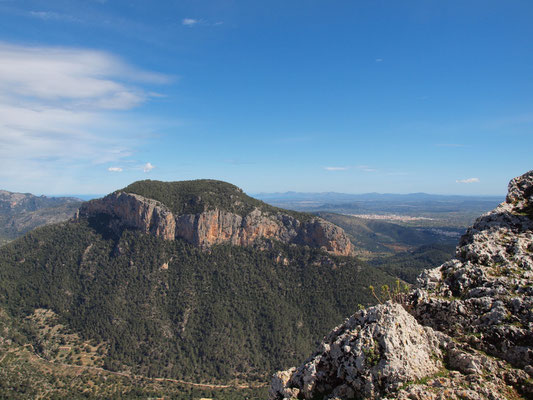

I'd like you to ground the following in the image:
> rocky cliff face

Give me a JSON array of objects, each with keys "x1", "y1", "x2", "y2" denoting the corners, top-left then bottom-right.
[
  {"x1": 270, "y1": 170, "x2": 533, "y2": 400},
  {"x1": 76, "y1": 190, "x2": 354, "y2": 256}
]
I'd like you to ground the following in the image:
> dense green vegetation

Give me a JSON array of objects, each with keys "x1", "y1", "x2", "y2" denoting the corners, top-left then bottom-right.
[
  {"x1": 123, "y1": 179, "x2": 313, "y2": 220},
  {"x1": 0, "y1": 306, "x2": 267, "y2": 399},
  {"x1": 0, "y1": 220, "x2": 396, "y2": 383},
  {"x1": 0, "y1": 181, "x2": 469, "y2": 398},
  {"x1": 370, "y1": 243, "x2": 455, "y2": 283}
]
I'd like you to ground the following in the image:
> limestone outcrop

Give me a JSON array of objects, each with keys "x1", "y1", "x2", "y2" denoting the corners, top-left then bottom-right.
[
  {"x1": 270, "y1": 170, "x2": 533, "y2": 399},
  {"x1": 270, "y1": 303, "x2": 446, "y2": 400},
  {"x1": 76, "y1": 190, "x2": 354, "y2": 256}
]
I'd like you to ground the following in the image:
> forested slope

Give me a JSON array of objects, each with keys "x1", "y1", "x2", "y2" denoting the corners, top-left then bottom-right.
[{"x1": 0, "y1": 219, "x2": 395, "y2": 382}]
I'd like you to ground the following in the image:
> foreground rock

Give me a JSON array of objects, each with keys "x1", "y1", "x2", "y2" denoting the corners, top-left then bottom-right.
[
  {"x1": 270, "y1": 170, "x2": 533, "y2": 399},
  {"x1": 270, "y1": 303, "x2": 445, "y2": 400},
  {"x1": 413, "y1": 171, "x2": 533, "y2": 368},
  {"x1": 76, "y1": 182, "x2": 354, "y2": 256}
]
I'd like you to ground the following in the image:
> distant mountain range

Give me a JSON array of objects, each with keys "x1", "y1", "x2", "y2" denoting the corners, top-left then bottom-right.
[
  {"x1": 255, "y1": 191, "x2": 503, "y2": 228},
  {"x1": 0, "y1": 190, "x2": 82, "y2": 245},
  {"x1": 254, "y1": 191, "x2": 504, "y2": 203}
]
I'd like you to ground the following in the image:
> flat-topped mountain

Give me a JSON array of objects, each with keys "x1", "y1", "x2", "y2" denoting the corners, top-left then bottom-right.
[
  {"x1": 270, "y1": 170, "x2": 533, "y2": 399},
  {"x1": 0, "y1": 190, "x2": 81, "y2": 245},
  {"x1": 0, "y1": 179, "x2": 395, "y2": 384},
  {"x1": 77, "y1": 179, "x2": 354, "y2": 256}
]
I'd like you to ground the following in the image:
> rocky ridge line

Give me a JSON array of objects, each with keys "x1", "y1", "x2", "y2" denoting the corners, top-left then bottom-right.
[
  {"x1": 270, "y1": 170, "x2": 533, "y2": 400},
  {"x1": 76, "y1": 190, "x2": 355, "y2": 256}
]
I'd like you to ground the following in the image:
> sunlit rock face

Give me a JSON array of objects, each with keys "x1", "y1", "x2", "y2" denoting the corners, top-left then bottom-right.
[
  {"x1": 270, "y1": 170, "x2": 533, "y2": 400},
  {"x1": 76, "y1": 188, "x2": 354, "y2": 256}
]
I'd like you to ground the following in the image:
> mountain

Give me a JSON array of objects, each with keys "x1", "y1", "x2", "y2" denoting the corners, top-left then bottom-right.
[
  {"x1": 270, "y1": 170, "x2": 533, "y2": 400},
  {"x1": 78, "y1": 180, "x2": 354, "y2": 256},
  {"x1": 0, "y1": 190, "x2": 82, "y2": 246},
  {"x1": 255, "y1": 191, "x2": 503, "y2": 204},
  {"x1": 0, "y1": 179, "x2": 395, "y2": 388}
]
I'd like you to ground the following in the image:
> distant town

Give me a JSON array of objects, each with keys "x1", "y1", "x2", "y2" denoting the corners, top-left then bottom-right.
[{"x1": 345, "y1": 213, "x2": 435, "y2": 222}]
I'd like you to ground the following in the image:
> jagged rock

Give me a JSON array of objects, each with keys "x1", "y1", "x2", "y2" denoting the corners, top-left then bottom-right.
[
  {"x1": 77, "y1": 189, "x2": 354, "y2": 256},
  {"x1": 270, "y1": 303, "x2": 446, "y2": 400},
  {"x1": 413, "y1": 171, "x2": 533, "y2": 368},
  {"x1": 270, "y1": 170, "x2": 533, "y2": 399}
]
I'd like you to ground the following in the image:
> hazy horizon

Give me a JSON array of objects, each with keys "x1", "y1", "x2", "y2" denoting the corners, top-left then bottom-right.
[{"x1": 33, "y1": 188, "x2": 506, "y2": 202}]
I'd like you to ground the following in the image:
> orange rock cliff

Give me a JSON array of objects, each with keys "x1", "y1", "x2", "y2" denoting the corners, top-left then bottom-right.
[{"x1": 76, "y1": 190, "x2": 355, "y2": 256}]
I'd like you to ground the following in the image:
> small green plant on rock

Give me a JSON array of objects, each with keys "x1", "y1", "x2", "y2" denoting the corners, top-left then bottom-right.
[
  {"x1": 363, "y1": 340, "x2": 381, "y2": 367},
  {"x1": 369, "y1": 280, "x2": 410, "y2": 307}
]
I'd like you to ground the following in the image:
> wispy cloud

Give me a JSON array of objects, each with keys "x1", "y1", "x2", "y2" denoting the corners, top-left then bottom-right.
[
  {"x1": 456, "y1": 177, "x2": 480, "y2": 184},
  {"x1": 108, "y1": 167, "x2": 123, "y2": 172},
  {"x1": 324, "y1": 165, "x2": 378, "y2": 172},
  {"x1": 182, "y1": 18, "x2": 198, "y2": 26},
  {"x1": 0, "y1": 42, "x2": 169, "y2": 192},
  {"x1": 357, "y1": 165, "x2": 377, "y2": 172},
  {"x1": 28, "y1": 10, "x2": 79, "y2": 22},
  {"x1": 143, "y1": 162, "x2": 155, "y2": 172},
  {"x1": 182, "y1": 18, "x2": 223, "y2": 27},
  {"x1": 375, "y1": 58, "x2": 383, "y2": 62},
  {"x1": 324, "y1": 166, "x2": 349, "y2": 171},
  {"x1": 0, "y1": 42, "x2": 168, "y2": 108}
]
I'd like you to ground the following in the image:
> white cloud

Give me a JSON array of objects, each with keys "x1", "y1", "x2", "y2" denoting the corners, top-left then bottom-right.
[
  {"x1": 0, "y1": 42, "x2": 168, "y2": 108},
  {"x1": 108, "y1": 167, "x2": 123, "y2": 172},
  {"x1": 0, "y1": 42, "x2": 169, "y2": 192},
  {"x1": 456, "y1": 178, "x2": 480, "y2": 184},
  {"x1": 181, "y1": 18, "x2": 223, "y2": 27},
  {"x1": 29, "y1": 11, "x2": 79, "y2": 22},
  {"x1": 357, "y1": 165, "x2": 377, "y2": 172},
  {"x1": 324, "y1": 166, "x2": 348, "y2": 171},
  {"x1": 182, "y1": 18, "x2": 198, "y2": 26},
  {"x1": 143, "y1": 162, "x2": 155, "y2": 172}
]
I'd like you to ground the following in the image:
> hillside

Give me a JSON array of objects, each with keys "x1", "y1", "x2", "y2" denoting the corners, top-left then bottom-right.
[
  {"x1": 0, "y1": 190, "x2": 81, "y2": 246},
  {"x1": 270, "y1": 170, "x2": 533, "y2": 399},
  {"x1": 0, "y1": 179, "x2": 396, "y2": 388}
]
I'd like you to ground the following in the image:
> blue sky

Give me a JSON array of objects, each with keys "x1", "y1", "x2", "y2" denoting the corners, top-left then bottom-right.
[{"x1": 0, "y1": 0, "x2": 531, "y2": 196}]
